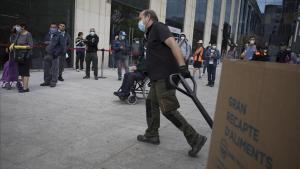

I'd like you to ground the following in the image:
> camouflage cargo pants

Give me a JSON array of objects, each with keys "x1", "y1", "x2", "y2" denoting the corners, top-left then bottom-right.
[{"x1": 145, "y1": 79, "x2": 199, "y2": 147}]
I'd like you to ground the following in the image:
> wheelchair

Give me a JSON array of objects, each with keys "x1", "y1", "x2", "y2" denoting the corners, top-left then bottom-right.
[{"x1": 117, "y1": 77, "x2": 151, "y2": 105}]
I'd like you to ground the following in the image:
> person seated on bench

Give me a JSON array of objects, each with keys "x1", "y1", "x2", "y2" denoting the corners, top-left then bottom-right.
[{"x1": 114, "y1": 55, "x2": 146, "y2": 98}]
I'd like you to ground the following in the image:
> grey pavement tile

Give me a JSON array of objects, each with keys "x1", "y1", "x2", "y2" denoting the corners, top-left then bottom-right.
[{"x1": 0, "y1": 66, "x2": 221, "y2": 169}]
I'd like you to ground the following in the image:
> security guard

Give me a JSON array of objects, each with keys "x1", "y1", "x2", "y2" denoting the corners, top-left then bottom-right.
[{"x1": 137, "y1": 9, "x2": 207, "y2": 157}]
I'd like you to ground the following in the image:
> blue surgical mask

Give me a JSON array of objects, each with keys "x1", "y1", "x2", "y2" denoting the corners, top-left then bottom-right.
[
  {"x1": 138, "y1": 20, "x2": 145, "y2": 32},
  {"x1": 49, "y1": 28, "x2": 57, "y2": 34},
  {"x1": 121, "y1": 36, "x2": 125, "y2": 40}
]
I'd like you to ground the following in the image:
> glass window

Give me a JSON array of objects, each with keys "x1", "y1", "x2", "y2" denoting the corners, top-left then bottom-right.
[
  {"x1": 109, "y1": 0, "x2": 149, "y2": 67},
  {"x1": 165, "y1": 0, "x2": 186, "y2": 31},
  {"x1": 113, "y1": 0, "x2": 149, "y2": 11},
  {"x1": 0, "y1": 0, "x2": 75, "y2": 69},
  {"x1": 193, "y1": 0, "x2": 207, "y2": 50},
  {"x1": 110, "y1": 0, "x2": 149, "y2": 40}
]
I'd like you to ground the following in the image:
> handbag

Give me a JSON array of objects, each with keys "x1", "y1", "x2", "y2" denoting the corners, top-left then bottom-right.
[{"x1": 14, "y1": 49, "x2": 30, "y2": 63}]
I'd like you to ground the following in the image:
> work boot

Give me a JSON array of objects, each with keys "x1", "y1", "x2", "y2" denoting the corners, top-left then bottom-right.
[
  {"x1": 188, "y1": 135, "x2": 207, "y2": 157},
  {"x1": 137, "y1": 134, "x2": 160, "y2": 145},
  {"x1": 113, "y1": 91, "x2": 120, "y2": 96}
]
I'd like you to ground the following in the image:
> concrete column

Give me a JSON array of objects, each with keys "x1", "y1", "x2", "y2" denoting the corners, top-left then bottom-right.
[
  {"x1": 150, "y1": 0, "x2": 167, "y2": 23},
  {"x1": 229, "y1": 0, "x2": 236, "y2": 36},
  {"x1": 74, "y1": 0, "x2": 111, "y2": 68},
  {"x1": 203, "y1": 0, "x2": 214, "y2": 47},
  {"x1": 217, "y1": 0, "x2": 226, "y2": 51},
  {"x1": 234, "y1": 0, "x2": 241, "y2": 43},
  {"x1": 183, "y1": 0, "x2": 196, "y2": 48}
]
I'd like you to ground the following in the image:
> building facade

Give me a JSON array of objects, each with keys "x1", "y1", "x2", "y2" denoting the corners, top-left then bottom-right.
[
  {"x1": 263, "y1": 5, "x2": 282, "y2": 46},
  {"x1": 1, "y1": 0, "x2": 264, "y2": 69},
  {"x1": 235, "y1": 0, "x2": 263, "y2": 45},
  {"x1": 278, "y1": 0, "x2": 300, "y2": 53}
]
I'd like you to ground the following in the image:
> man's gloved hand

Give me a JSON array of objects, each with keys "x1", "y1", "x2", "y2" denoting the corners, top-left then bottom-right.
[{"x1": 179, "y1": 65, "x2": 191, "y2": 78}]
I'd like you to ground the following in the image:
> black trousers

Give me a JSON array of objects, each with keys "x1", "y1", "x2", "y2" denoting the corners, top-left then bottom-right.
[
  {"x1": 207, "y1": 64, "x2": 216, "y2": 84},
  {"x1": 85, "y1": 52, "x2": 98, "y2": 77},
  {"x1": 76, "y1": 51, "x2": 85, "y2": 70},
  {"x1": 120, "y1": 71, "x2": 145, "y2": 94}
]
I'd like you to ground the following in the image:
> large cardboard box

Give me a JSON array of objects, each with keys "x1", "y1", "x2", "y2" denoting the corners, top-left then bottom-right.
[{"x1": 207, "y1": 60, "x2": 300, "y2": 169}]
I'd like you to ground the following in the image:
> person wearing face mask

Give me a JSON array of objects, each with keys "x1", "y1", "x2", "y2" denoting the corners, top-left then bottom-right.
[
  {"x1": 110, "y1": 34, "x2": 120, "y2": 68},
  {"x1": 136, "y1": 9, "x2": 207, "y2": 158},
  {"x1": 75, "y1": 32, "x2": 85, "y2": 71},
  {"x1": 192, "y1": 40, "x2": 204, "y2": 78},
  {"x1": 56, "y1": 22, "x2": 70, "y2": 81},
  {"x1": 83, "y1": 28, "x2": 99, "y2": 80},
  {"x1": 116, "y1": 31, "x2": 129, "y2": 81},
  {"x1": 225, "y1": 44, "x2": 238, "y2": 60},
  {"x1": 243, "y1": 37, "x2": 256, "y2": 61},
  {"x1": 1, "y1": 25, "x2": 22, "y2": 90},
  {"x1": 41, "y1": 23, "x2": 65, "y2": 88},
  {"x1": 204, "y1": 42, "x2": 220, "y2": 87},
  {"x1": 201, "y1": 42, "x2": 212, "y2": 77},
  {"x1": 178, "y1": 33, "x2": 192, "y2": 65},
  {"x1": 9, "y1": 23, "x2": 33, "y2": 93}
]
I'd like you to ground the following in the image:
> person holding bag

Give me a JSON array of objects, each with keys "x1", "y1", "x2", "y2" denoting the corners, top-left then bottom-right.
[{"x1": 9, "y1": 23, "x2": 33, "y2": 93}]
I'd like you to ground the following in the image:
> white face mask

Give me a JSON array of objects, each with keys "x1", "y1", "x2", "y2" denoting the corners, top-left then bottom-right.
[
  {"x1": 250, "y1": 40, "x2": 255, "y2": 44},
  {"x1": 138, "y1": 20, "x2": 145, "y2": 32},
  {"x1": 212, "y1": 46, "x2": 216, "y2": 49},
  {"x1": 15, "y1": 26, "x2": 21, "y2": 32},
  {"x1": 90, "y1": 31, "x2": 95, "y2": 36},
  {"x1": 180, "y1": 36, "x2": 185, "y2": 40}
]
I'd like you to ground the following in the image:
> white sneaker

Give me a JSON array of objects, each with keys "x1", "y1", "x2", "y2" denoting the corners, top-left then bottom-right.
[{"x1": 76, "y1": 69, "x2": 80, "y2": 72}]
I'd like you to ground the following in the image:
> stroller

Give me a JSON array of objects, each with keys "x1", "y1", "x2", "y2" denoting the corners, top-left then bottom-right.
[{"x1": 1, "y1": 52, "x2": 21, "y2": 90}]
